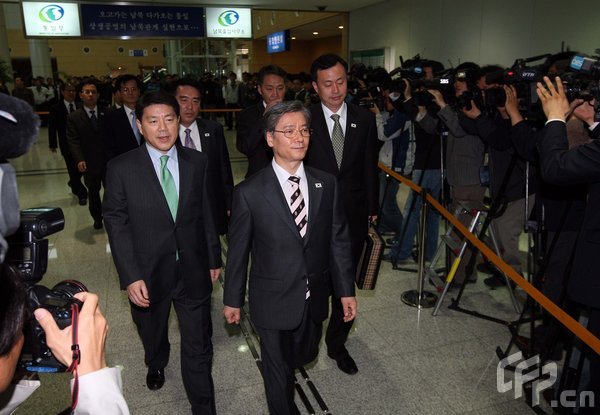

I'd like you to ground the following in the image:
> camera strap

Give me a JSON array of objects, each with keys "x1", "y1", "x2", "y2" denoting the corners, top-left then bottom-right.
[{"x1": 66, "y1": 303, "x2": 81, "y2": 413}]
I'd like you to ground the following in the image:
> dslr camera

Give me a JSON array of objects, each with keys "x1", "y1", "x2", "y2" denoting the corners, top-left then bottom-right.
[{"x1": 6, "y1": 207, "x2": 87, "y2": 373}]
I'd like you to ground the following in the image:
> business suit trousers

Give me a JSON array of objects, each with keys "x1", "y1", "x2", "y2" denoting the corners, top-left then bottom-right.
[
  {"x1": 82, "y1": 172, "x2": 104, "y2": 222},
  {"x1": 255, "y1": 300, "x2": 322, "y2": 415},
  {"x1": 130, "y1": 277, "x2": 216, "y2": 415},
  {"x1": 58, "y1": 141, "x2": 87, "y2": 200}
]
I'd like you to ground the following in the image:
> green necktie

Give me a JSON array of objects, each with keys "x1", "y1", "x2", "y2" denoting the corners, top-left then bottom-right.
[{"x1": 159, "y1": 155, "x2": 178, "y2": 220}]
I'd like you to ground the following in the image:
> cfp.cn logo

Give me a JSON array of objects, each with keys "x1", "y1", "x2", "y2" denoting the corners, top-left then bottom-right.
[
  {"x1": 497, "y1": 351, "x2": 595, "y2": 409},
  {"x1": 38, "y1": 4, "x2": 65, "y2": 23}
]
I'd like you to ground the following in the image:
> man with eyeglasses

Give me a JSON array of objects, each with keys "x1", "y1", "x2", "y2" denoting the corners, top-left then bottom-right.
[
  {"x1": 67, "y1": 78, "x2": 108, "y2": 229},
  {"x1": 224, "y1": 100, "x2": 356, "y2": 415},
  {"x1": 103, "y1": 74, "x2": 144, "y2": 160},
  {"x1": 49, "y1": 82, "x2": 88, "y2": 206}
]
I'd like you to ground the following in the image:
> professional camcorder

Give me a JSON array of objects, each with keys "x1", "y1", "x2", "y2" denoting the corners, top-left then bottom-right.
[{"x1": 6, "y1": 207, "x2": 88, "y2": 373}]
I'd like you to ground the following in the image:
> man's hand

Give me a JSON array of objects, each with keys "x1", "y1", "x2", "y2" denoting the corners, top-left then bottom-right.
[
  {"x1": 502, "y1": 85, "x2": 524, "y2": 125},
  {"x1": 536, "y1": 76, "x2": 569, "y2": 121},
  {"x1": 427, "y1": 89, "x2": 447, "y2": 109},
  {"x1": 223, "y1": 306, "x2": 241, "y2": 324},
  {"x1": 462, "y1": 100, "x2": 481, "y2": 119},
  {"x1": 77, "y1": 161, "x2": 87, "y2": 173},
  {"x1": 403, "y1": 79, "x2": 412, "y2": 100},
  {"x1": 340, "y1": 297, "x2": 357, "y2": 322},
  {"x1": 209, "y1": 268, "x2": 221, "y2": 283},
  {"x1": 34, "y1": 292, "x2": 108, "y2": 376},
  {"x1": 126, "y1": 280, "x2": 150, "y2": 307}
]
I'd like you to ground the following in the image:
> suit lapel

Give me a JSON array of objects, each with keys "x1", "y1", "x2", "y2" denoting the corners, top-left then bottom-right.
[
  {"x1": 176, "y1": 146, "x2": 192, "y2": 222},
  {"x1": 262, "y1": 167, "x2": 303, "y2": 241},
  {"x1": 305, "y1": 169, "x2": 322, "y2": 244},
  {"x1": 195, "y1": 119, "x2": 209, "y2": 152}
]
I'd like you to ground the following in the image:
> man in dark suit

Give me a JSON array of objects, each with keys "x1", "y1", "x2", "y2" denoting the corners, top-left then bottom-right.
[
  {"x1": 67, "y1": 78, "x2": 108, "y2": 229},
  {"x1": 102, "y1": 74, "x2": 143, "y2": 159},
  {"x1": 103, "y1": 91, "x2": 222, "y2": 414},
  {"x1": 48, "y1": 82, "x2": 87, "y2": 205},
  {"x1": 537, "y1": 76, "x2": 600, "y2": 414},
  {"x1": 174, "y1": 78, "x2": 234, "y2": 235},
  {"x1": 236, "y1": 65, "x2": 287, "y2": 178},
  {"x1": 305, "y1": 53, "x2": 379, "y2": 375},
  {"x1": 224, "y1": 101, "x2": 356, "y2": 415}
]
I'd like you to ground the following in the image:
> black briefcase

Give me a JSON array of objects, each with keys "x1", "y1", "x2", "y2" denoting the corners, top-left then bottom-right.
[{"x1": 355, "y1": 224, "x2": 384, "y2": 290}]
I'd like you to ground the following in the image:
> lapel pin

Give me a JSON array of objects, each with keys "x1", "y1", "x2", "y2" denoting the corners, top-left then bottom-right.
[
  {"x1": 350, "y1": 123, "x2": 357, "y2": 128},
  {"x1": 315, "y1": 183, "x2": 322, "y2": 188},
  {"x1": 204, "y1": 133, "x2": 210, "y2": 137}
]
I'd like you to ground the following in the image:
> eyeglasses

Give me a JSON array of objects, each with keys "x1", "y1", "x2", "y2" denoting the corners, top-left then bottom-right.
[
  {"x1": 81, "y1": 90, "x2": 98, "y2": 95},
  {"x1": 273, "y1": 128, "x2": 312, "y2": 138}
]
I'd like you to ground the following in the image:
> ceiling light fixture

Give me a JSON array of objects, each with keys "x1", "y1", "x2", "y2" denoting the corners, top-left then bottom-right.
[
  {"x1": 312, "y1": 31, "x2": 319, "y2": 35},
  {"x1": 339, "y1": 26, "x2": 344, "y2": 29}
]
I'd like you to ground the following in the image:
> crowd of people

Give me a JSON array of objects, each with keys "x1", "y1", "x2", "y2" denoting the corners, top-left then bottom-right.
[{"x1": 2, "y1": 49, "x2": 600, "y2": 413}]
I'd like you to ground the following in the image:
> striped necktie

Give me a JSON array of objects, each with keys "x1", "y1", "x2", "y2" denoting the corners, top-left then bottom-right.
[
  {"x1": 287, "y1": 176, "x2": 307, "y2": 238},
  {"x1": 184, "y1": 128, "x2": 197, "y2": 150}
]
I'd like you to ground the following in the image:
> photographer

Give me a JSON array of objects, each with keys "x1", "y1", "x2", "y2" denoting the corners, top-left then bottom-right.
[
  {"x1": 0, "y1": 266, "x2": 129, "y2": 414},
  {"x1": 370, "y1": 87, "x2": 410, "y2": 244},
  {"x1": 387, "y1": 78, "x2": 442, "y2": 268},
  {"x1": 459, "y1": 67, "x2": 536, "y2": 287},
  {"x1": 536, "y1": 76, "x2": 600, "y2": 414},
  {"x1": 0, "y1": 93, "x2": 128, "y2": 414},
  {"x1": 417, "y1": 65, "x2": 485, "y2": 285}
]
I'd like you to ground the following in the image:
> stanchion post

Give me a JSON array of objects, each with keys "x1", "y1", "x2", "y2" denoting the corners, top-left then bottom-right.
[{"x1": 401, "y1": 188, "x2": 438, "y2": 308}]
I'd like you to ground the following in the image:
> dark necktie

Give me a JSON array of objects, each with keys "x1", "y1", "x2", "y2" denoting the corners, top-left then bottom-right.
[
  {"x1": 184, "y1": 128, "x2": 197, "y2": 150},
  {"x1": 330, "y1": 114, "x2": 344, "y2": 169},
  {"x1": 287, "y1": 176, "x2": 307, "y2": 238},
  {"x1": 89, "y1": 110, "x2": 97, "y2": 129},
  {"x1": 68, "y1": 103, "x2": 74, "y2": 113},
  {"x1": 130, "y1": 111, "x2": 141, "y2": 144}
]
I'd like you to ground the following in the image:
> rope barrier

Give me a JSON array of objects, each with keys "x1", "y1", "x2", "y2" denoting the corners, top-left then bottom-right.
[{"x1": 379, "y1": 162, "x2": 600, "y2": 355}]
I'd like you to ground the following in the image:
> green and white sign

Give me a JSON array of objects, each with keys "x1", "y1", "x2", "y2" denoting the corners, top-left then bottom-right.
[
  {"x1": 205, "y1": 7, "x2": 251, "y2": 39},
  {"x1": 22, "y1": 2, "x2": 81, "y2": 37}
]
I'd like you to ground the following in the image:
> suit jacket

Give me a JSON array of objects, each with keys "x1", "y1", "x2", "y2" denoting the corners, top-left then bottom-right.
[
  {"x1": 102, "y1": 106, "x2": 142, "y2": 160},
  {"x1": 48, "y1": 101, "x2": 78, "y2": 154},
  {"x1": 103, "y1": 145, "x2": 222, "y2": 302},
  {"x1": 179, "y1": 118, "x2": 234, "y2": 234},
  {"x1": 539, "y1": 120, "x2": 600, "y2": 308},
  {"x1": 66, "y1": 106, "x2": 108, "y2": 175},
  {"x1": 236, "y1": 103, "x2": 273, "y2": 178},
  {"x1": 305, "y1": 103, "x2": 379, "y2": 261},
  {"x1": 224, "y1": 165, "x2": 355, "y2": 330}
]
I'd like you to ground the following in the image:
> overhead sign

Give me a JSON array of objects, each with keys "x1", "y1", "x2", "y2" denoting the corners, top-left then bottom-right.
[
  {"x1": 267, "y1": 30, "x2": 290, "y2": 54},
  {"x1": 80, "y1": 4, "x2": 204, "y2": 38},
  {"x1": 205, "y1": 7, "x2": 251, "y2": 39},
  {"x1": 22, "y1": 2, "x2": 81, "y2": 37}
]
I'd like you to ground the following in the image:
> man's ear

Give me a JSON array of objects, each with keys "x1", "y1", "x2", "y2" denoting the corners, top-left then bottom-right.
[{"x1": 265, "y1": 131, "x2": 275, "y2": 148}]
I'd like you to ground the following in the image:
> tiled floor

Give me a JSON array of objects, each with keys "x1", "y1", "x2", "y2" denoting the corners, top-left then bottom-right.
[{"x1": 8, "y1": 123, "x2": 535, "y2": 414}]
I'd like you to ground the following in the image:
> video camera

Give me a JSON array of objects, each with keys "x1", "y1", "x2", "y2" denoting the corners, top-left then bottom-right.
[{"x1": 5, "y1": 207, "x2": 87, "y2": 373}]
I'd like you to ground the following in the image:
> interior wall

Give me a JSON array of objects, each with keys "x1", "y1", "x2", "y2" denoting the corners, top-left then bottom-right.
[
  {"x1": 250, "y1": 36, "x2": 342, "y2": 74},
  {"x1": 7, "y1": 29, "x2": 166, "y2": 78},
  {"x1": 349, "y1": 0, "x2": 599, "y2": 70}
]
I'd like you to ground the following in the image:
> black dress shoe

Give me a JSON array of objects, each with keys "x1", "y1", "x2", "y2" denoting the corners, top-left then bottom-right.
[
  {"x1": 93, "y1": 219, "x2": 103, "y2": 230},
  {"x1": 331, "y1": 354, "x2": 358, "y2": 375},
  {"x1": 146, "y1": 368, "x2": 165, "y2": 390}
]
